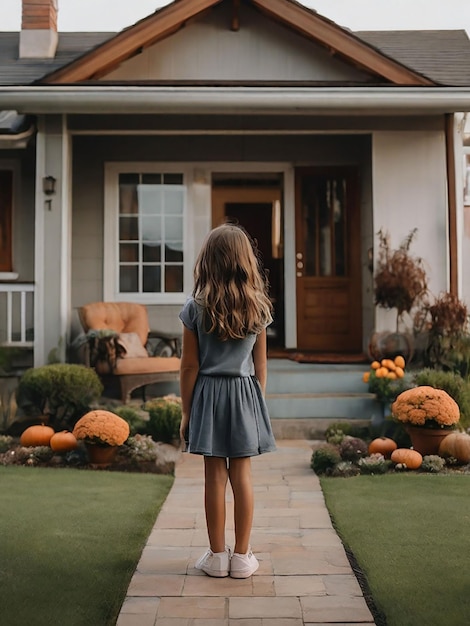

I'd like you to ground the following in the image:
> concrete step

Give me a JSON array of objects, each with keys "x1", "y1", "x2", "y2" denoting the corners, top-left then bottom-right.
[
  {"x1": 266, "y1": 360, "x2": 367, "y2": 395},
  {"x1": 266, "y1": 391, "x2": 381, "y2": 420}
]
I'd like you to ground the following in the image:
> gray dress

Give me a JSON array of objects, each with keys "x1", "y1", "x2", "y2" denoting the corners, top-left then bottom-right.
[{"x1": 179, "y1": 297, "x2": 276, "y2": 458}]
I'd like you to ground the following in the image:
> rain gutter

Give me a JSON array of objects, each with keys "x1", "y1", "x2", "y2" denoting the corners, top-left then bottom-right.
[{"x1": 0, "y1": 86, "x2": 470, "y2": 115}]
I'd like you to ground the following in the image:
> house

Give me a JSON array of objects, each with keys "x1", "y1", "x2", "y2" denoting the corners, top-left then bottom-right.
[{"x1": 1, "y1": 0, "x2": 470, "y2": 371}]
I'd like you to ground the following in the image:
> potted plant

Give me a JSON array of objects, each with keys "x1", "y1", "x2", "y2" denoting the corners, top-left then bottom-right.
[
  {"x1": 364, "y1": 356, "x2": 411, "y2": 409},
  {"x1": 370, "y1": 228, "x2": 428, "y2": 361},
  {"x1": 416, "y1": 292, "x2": 470, "y2": 376},
  {"x1": 391, "y1": 385, "x2": 460, "y2": 455},
  {"x1": 72, "y1": 409, "x2": 130, "y2": 466}
]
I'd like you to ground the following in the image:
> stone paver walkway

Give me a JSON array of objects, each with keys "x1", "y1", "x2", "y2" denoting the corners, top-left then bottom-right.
[{"x1": 117, "y1": 441, "x2": 374, "y2": 626}]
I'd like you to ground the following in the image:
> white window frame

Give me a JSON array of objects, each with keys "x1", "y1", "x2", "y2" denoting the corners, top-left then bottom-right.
[{"x1": 104, "y1": 162, "x2": 192, "y2": 304}]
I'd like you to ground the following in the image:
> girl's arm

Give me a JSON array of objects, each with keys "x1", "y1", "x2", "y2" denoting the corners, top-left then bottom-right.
[
  {"x1": 179, "y1": 325, "x2": 200, "y2": 442},
  {"x1": 252, "y1": 328, "x2": 268, "y2": 395}
]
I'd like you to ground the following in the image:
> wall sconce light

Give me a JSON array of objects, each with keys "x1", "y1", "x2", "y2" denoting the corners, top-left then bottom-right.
[
  {"x1": 43, "y1": 175, "x2": 56, "y2": 210},
  {"x1": 43, "y1": 175, "x2": 56, "y2": 195}
]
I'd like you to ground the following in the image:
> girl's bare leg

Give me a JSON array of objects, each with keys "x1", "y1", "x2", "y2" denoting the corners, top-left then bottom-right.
[
  {"x1": 204, "y1": 456, "x2": 229, "y2": 553},
  {"x1": 228, "y1": 457, "x2": 254, "y2": 554}
]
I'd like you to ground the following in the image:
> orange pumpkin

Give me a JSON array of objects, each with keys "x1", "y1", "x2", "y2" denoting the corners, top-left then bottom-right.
[
  {"x1": 20, "y1": 424, "x2": 55, "y2": 447},
  {"x1": 50, "y1": 431, "x2": 78, "y2": 453},
  {"x1": 368, "y1": 437, "x2": 397, "y2": 459},
  {"x1": 391, "y1": 448, "x2": 423, "y2": 469},
  {"x1": 394, "y1": 355, "x2": 406, "y2": 369},
  {"x1": 438, "y1": 432, "x2": 470, "y2": 464}
]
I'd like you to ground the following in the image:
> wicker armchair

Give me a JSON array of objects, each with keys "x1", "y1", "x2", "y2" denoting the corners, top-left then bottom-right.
[{"x1": 78, "y1": 301, "x2": 180, "y2": 403}]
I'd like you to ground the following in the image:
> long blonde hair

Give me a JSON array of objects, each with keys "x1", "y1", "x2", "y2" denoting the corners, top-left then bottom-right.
[{"x1": 193, "y1": 224, "x2": 273, "y2": 340}]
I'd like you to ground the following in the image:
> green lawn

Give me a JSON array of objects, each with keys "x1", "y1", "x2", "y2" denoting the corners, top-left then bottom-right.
[
  {"x1": 321, "y1": 474, "x2": 470, "y2": 626},
  {"x1": 0, "y1": 466, "x2": 173, "y2": 626}
]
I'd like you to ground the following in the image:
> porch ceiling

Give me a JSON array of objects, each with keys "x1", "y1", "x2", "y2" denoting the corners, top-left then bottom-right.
[{"x1": 1, "y1": 86, "x2": 470, "y2": 116}]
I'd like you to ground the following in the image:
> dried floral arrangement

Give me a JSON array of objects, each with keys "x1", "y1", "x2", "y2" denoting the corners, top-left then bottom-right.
[
  {"x1": 73, "y1": 410, "x2": 130, "y2": 446},
  {"x1": 374, "y1": 228, "x2": 428, "y2": 330},
  {"x1": 414, "y1": 292, "x2": 470, "y2": 374}
]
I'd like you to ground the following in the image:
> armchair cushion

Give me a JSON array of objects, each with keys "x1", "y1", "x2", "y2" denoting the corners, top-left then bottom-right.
[
  {"x1": 116, "y1": 332, "x2": 149, "y2": 359},
  {"x1": 79, "y1": 302, "x2": 149, "y2": 346}
]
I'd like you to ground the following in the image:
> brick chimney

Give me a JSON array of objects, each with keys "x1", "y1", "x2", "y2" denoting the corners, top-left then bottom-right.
[{"x1": 19, "y1": 0, "x2": 59, "y2": 58}]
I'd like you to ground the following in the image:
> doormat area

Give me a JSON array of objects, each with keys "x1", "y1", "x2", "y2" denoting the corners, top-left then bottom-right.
[{"x1": 287, "y1": 352, "x2": 369, "y2": 364}]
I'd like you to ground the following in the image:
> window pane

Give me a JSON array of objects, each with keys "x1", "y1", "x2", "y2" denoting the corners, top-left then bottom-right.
[
  {"x1": 138, "y1": 185, "x2": 163, "y2": 215},
  {"x1": 119, "y1": 173, "x2": 139, "y2": 185},
  {"x1": 119, "y1": 184, "x2": 138, "y2": 214},
  {"x1": 163, "y1": 188, "x2": 184, "y2": 215},
  {"x1": 120, "y1": 266, "x2": 138, "y2": 292},
  {"x1": 142, "y1": 173, "x2": 162, "y2": 185},
  {"x1": 165, "y1": 266, "x2": 184, "y2": 292},
  {"x1": 143, "y1": 243, "x2": 161, "y2": 262},
  {"x1": 334, "y1": 178, "x2": 346, "y2": 277},
  {"x1": 143, "y1": 265, "x2": 161, "y2": 292},
  {"x1": 142, "y1": 215, "x2": 162, "y2": 242},
  {"x1": 164, "y1": 216, "x2": 183, "y2": 241},
  {"x1": 165, "y1": 242, "x2": 183, "y2": 262},
  {"x1": 0, "y1": 170, "x2": 13, "y2": 272},
  {"x1": 120, "y1": 216, "x2": 138, "y2": 240},
  {"x1": 164, "y1": 173, "x2": 183, "y2": 185},
  {"x1": 120, "y1": 243, "x2": 138, "y2": 262}
]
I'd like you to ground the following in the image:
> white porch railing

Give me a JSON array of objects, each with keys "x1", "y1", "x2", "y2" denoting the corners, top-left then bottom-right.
[{"x1": 0, "y1": 283, "x2": 34, "y2": 347}]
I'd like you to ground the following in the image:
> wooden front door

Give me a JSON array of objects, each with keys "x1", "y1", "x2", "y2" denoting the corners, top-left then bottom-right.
[
  {"x1": 295, "y1": 167, "x2": 362, "y2": 352},
  {"x1": 212, "y1": 186, "x2": 284, "y2": 346}
]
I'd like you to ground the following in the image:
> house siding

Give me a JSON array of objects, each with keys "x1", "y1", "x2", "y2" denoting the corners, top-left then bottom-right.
[
  {"x1": 104, "y1": 3, "x2": 372, "y2": 84},
  {"x1": 372, "y1": 130, "x2": 448, "y2": 331}
]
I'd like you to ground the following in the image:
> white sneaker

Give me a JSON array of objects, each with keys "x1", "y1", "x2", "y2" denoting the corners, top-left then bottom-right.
[
  {"x1": 195, "y1": 546, "x2": 231, "y2": 577},
  {"x1": 230, "y1": 549, "x2": 259, "y2": 578}
]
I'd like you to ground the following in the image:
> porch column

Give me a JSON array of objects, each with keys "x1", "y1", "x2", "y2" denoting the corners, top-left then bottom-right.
[{"x1": 34, "y1": 115, "x2": 72, "y2": 366}]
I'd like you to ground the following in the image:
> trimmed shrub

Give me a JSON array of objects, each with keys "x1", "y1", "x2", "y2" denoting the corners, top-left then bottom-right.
[
  {"x1": 144, "y1": 395, "x2": 182, "y2": 444},
  {"x1": 16, "y1": 364, "x2": 103, "y2": 430},
  {"x1": 112, "y1": 405, "x2": 147, "y2": 436},
  {"x1": 310, "y1": 444, "x2": 341, "y2": 475}
]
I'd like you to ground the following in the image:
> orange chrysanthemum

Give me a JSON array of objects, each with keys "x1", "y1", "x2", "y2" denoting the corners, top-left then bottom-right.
[
  {"x1": 73, "y1": 410, "x2": 130, "y2": 446},
  {"x1": 391, "y1": 386, "x2": 460, "y2": 428}
]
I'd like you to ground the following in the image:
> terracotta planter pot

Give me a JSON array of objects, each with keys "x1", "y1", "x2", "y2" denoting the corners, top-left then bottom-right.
[
  {"x1": 85, "y1": 443, "x2": 118, "y2": 467},
  {"x1": 405, "y1": 425, "x2": 450, "y2": 456}
]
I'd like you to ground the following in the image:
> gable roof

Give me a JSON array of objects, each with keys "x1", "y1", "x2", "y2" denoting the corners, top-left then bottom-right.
[
  {"x1": 0, "y1": 32, "x2": 113, "y2": 86},
  {"x1": 357, "y1": 30, "x2": 470, "y2": 87},
  {"x1": 38, "y1": 0, "x2": 434, "y2": 86}
]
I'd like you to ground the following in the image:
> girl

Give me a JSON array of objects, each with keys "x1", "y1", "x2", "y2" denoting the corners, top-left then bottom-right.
[{"x1": 179, "y1": 223, "x2": 276, "y2": 579}]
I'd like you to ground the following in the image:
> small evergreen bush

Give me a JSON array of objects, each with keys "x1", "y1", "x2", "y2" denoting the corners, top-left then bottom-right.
[
  {"x1": 16, "y1": 364, "x2": 103, "y2": 430},
  {"x1": 112, "y1": 405, "x2": 147, "y2": 436},
  {"x1": 144, "y1": 395, "x2": 182, "y2": 443},
  {"x1": 310, "y1": 444, "x2": 341, "y2": 475},
  {"x1": 325, "y1": 422, "x2": 351, "y2": 443}
]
